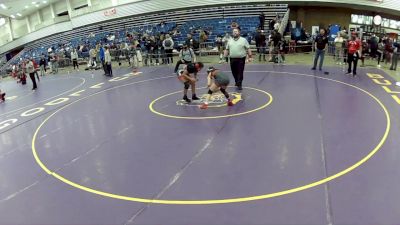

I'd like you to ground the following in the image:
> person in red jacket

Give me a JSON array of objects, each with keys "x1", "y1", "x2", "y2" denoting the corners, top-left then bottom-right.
[{"x1": 347, "y1": 33, "x2": 361, "y2": 77}]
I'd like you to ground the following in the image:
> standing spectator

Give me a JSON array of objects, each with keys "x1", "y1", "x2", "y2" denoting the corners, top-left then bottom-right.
[
  {"x1": 174, "y1": 44, "x2": 195, "y2": 73},
  {"x1": 26, "y1": 59, "x2": 38, "y2": 90},
  {"x1": 185, "y1": 34, "x2": 193, "y2": 48},
  {"x1": 259, "y1": 30, "x2": 267, "y2": 62},
  {"x1": 215, "y1": 35, "x2": 224, "y2": 64},
  {"x1": 159, "y1": 33, "x2": 166, "y2": 64},
  {"x1": 225, "y1": 28, "x2": 252, "y2": 90},
  {"x1": 346, "y1": 33, "x2": 361, "y2": 76},
  {"x1": 259, "y1": 12, "x2": 265, "y2": 29},
  {"x1": 269, "y1": 17, "x2": 276, "y2": 31},
  {"x1": 360, "y1": 40, "x2": 369, "y2": 67},
  {"x1": 32, "y1": 58, "x2": 40, "y2": 82},
  {"x1": 377, "y1": 40, "x2": 385, "y2": 68},
  {"x1": 150, "y1": 36, "x2": 159, "y2": 65},
  {"x1": 385, "y1": 38, "x2": 394, "y2": 64},
  {"x1": 312, "y1": 29, "x2": 328, "y2": 71},
  {"x1": 39, "y1": 55, "x2": 46, "y2": 76},
  {"x1": 255, "y1": 28, "x2": 261, "y2": 54},
  {"x1": 104, "y1": 46, "x2": 112, "y2": 77},
  {"x1": 50, "y1": 52, "x2": 59, "y2": 74},
  {"x1": 334, "y1": 32, "x2": 344, "y2": 65},
  {"x1": 89, "y1": 47, "x2": 97, "y2": 67},
  {"x1": 99, "y1": 45, "x2": 107, "y2": 75},
  {"x1": 71, "y1": 48, "x2": 79, "y2": 71},
  {"x1": 390, "y1": 40, "x2": 400, "y2": 71},
  {"x1": 199, "y1": 30, "x2": 208, "y2": 49},
  {"x1": 222, "y1": 32, "x2": 231, "y2": 63},
  {"x1": 270, "y1": 30, "x2": 282, "y2": 62},
  {"x1": 369, "y1": 34, "x2": 379, "y2": 60},
  {"x1": 163, "y1": 34, "x2": 174, "y2": 65}
]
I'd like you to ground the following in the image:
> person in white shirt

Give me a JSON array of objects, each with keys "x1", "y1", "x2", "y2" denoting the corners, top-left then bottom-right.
[
  {"x1": 163, "y1": 34, "x2": 175, "y2": 65},
  {"x1": 104, "y1": 46, "x2": 112, "y2": 77},
  {"x1": 26, "y1": 59, "x2": 38, "y2": 90},
  {"x1": 334, "y1": 32, "x2": 344, "y2": 65},
  {"x1": 222, "y1": 32, "x2": 231, "y2": 63},
  {"x1": 71, "y1": 49, "x2": 79, "y2": 71}
]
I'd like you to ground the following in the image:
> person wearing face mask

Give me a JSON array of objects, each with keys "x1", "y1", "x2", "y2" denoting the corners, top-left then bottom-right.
[
  {"x1": 225, "y1": 28, "x2": 252, "y2": 90},
  {"x1": 346, "y1": 33, "x2": 361, "y2": 77}
]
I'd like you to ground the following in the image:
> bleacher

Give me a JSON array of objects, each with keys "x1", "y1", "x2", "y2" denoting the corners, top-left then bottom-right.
[
  {"x1": 0, "y1": 3, "x2": 288, "y2": 74},
  {"x1": 25, "y1": 4, "x2": 287, "y2": 50}
]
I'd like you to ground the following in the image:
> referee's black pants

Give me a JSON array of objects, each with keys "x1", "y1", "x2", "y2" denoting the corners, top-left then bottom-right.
[{"x1": 230, "y1": 57, "x2": 246, "y2": 87}]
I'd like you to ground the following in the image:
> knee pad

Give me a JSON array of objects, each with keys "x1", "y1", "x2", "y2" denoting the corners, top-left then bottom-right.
[{"x1": 184, "y1": 82, "x2": 190, "y2": 90}]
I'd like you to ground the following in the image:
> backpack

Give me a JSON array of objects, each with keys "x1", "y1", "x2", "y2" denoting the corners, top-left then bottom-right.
[{"x1": 165, "y1": 39, "x2": 172, "y2": 48}]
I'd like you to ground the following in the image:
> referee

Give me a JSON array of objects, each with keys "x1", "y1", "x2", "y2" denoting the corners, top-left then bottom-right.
[{"x1": 225, "y1": 28, "x2": 252, "y2": 90}]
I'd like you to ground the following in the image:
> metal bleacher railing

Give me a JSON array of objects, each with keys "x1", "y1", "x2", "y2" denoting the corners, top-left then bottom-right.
[{"x1": 1, "y1": 4, "x2": 290, "y2": 77}]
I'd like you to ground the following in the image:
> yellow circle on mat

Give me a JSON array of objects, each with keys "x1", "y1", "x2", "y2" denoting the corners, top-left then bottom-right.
[
  {"x1": 149, "y1": 87, "x2": 273, "y2": 119},
  {"x1": 31, "y1": 72, "x2": 391, "y2": 205}
]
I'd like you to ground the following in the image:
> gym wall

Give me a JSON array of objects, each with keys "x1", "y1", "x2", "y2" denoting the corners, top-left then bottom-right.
[{"x1": 290, "y1": 6, "x2": 400, "y2": 33}]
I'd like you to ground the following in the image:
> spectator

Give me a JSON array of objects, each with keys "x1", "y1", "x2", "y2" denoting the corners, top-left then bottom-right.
[
  {"x1": 215, "y1": 35, "x2": 224, "y2": 64},
  {"x1": 334, "y1": 32, "x2": 344, "y2": 65},
  {"x1": 163, "y1": 34, "x2": 174, "y2": 65},
  {"x1": 346, "y1": 33, "x2": 361, "y2": 76},
  {"x1": 185, "y1": 34, "x2": 193, "y2": 48},
  {"x1": 26, "y1": 59, "x2": 38, "y2": 90},
  {"x1": 385, "y1": 38, "x2": 394, "y2": 64},
  {"x1": 259, "y1": 12, "x2": 265, "y2": 29},
  {"x1": 259, "y1": 30, "x2": 267, "y2": 62},
  {"x1": 390, "y1": 40, "x2": 400, "y2": 71},
  {"x1": 222, "y1": 32, "x2": 231, "y2": 63},
  {"x1": 39, "y1": 55, "x2": 46, "y2": 76},
  {"x1": 71, "y1": 48, "x2": 79, "y2": 71},
  {"x1": 312, "y1": 28, "x2": 328, "y2": 71},
  {"x1": 104, "y1": 46, "x2": 112, "y2": 76}
]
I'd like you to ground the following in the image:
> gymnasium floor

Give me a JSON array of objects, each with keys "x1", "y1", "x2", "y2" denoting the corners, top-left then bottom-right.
[{"x1": 0, "y1": 63, "x2": 399, "y2": 225}]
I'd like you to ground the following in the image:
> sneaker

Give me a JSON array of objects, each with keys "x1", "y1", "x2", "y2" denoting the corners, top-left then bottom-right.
[
  {"x1": 353, "y1": 73, "x2": 357, "y2": 77},
  {"x1": 192, "y1": 95, "x2": 200, "y2": 101},
  {"x1": 345, "y1": 72, "x2": 352, "y2": 75},
  {"x1": 183, "y1": 96, "x2": 191, "y2": 103},
  {"x1": 237, "y1": 86, "x2": 243, "y2": 91},
  {"x1": 311, "y1": 67, "x2": 316, "y2": 70},
  {"x1": 377, "y1": 65, "x2": 381, "y2": 68},
  {"x1": 227, "y1": 99, "x2": 233, "y2": 106},
  {"x1": 199, "y1": 103, "x2": 208, "y2": 109}
]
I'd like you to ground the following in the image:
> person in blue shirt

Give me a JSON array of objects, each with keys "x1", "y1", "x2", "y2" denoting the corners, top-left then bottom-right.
[{"x1": 99, "y1": 44, "x2": 106, "y2": 75}]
